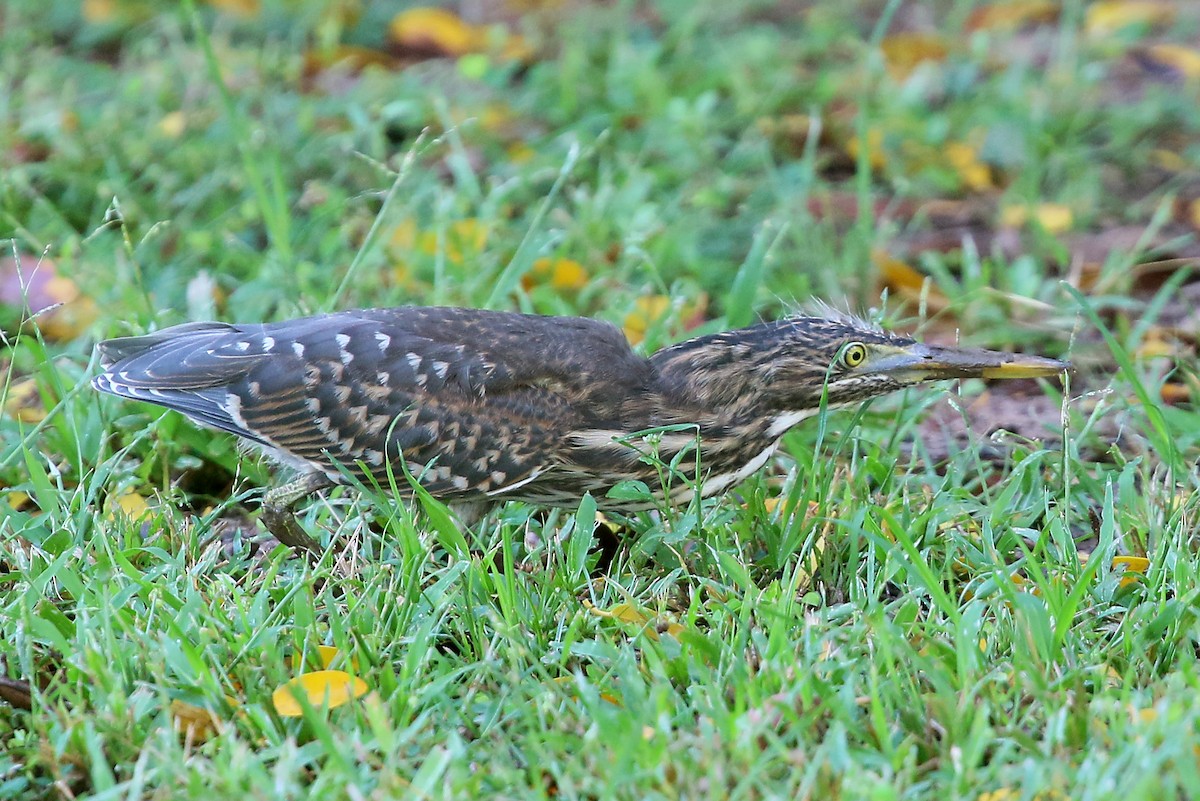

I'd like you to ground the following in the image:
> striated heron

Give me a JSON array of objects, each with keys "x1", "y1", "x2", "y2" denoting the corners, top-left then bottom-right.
[{"x1": 92, "y1": 306, "x2": 1067, "y2": 555}]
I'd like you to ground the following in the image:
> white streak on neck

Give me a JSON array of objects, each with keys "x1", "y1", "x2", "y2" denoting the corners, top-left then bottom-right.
[{"x1": 767, "y1": 409, "x2": 817, "y2": 437}]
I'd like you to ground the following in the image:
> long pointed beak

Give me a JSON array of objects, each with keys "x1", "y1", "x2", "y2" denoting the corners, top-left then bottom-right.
[{"x1": 890, "y1": 343, "x2": 1069, "y2": 382}]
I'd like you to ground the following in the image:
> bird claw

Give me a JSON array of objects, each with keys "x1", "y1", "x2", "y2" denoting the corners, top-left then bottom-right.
[
  {"x1": 260, "y1": 502, "x2": 322, "y2": 560},
  {"x1": 259, "y1": 473, "x2": 332, "y2": 560}
]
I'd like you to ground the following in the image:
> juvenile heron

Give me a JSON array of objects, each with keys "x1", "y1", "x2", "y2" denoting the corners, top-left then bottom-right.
[{"x1": 92, "y1": 306, "x2": 1066, "y2": 554}]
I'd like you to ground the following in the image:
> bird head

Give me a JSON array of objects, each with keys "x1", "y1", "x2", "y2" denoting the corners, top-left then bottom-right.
[
  {"x1": 652, "y1": 314, "x2": 1068, "y2": 420},
  {"x1": 759, "y1": 315, "x2": 1067, "y2": 409}
]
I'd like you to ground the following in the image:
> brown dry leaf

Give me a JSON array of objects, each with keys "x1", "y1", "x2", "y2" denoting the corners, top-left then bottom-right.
[
  {"x1": 1084, "y1": 1, "x2": 1176, "y2": 36},
  {"x1": 0, "y1": 255, "x2": 98, "y2": 341},
  {"x1": 942, "y1": 141, "x2": 994, "y2": 192},
  {"x1": 302, "y1": 44, "x2": 400, "y2": 83},
  {"x1": 584, "y1": 600, "x2": 684, "y2": 641},
  {"x1": 872, "y1": 250, "x2": 950, "y2": 312},
  {"x1": 389, "y1": 7, "x2": 530, "y2": 62},
  {"x1": 999, "y1": 203, "x2": 1073, "y2": 234},
  {"x1": 170, "y1": 700, "x2": 223, "y2": 740},
  {"x1": 3, "y1": 379, "x2": 46, "y2": 424},
  {"x1": 522, "y1": 257, "x2": 589, "y2": 293},
  {"x1": 879, "y1": 33, "x2": 950, "y2": 79},
  {"x1": 845, "y1": 128, "x2": 887, "y2": 171},
  {"x1": 206, "y1": 0, "x2": 259, "y2": 17},
  {"x1": 390, "y1": 7, "x2": 484, "y2": 56},
  {"x1": 272, "y1": 670, "x2": 369, "y2": 717},
  {"x1": 1161, "y1": 382, "x2": 1190, "y2": 404},
  {"x1": 81, "y1": 0, "x2": 150, "y2": 24},
  {"x1": 550, "y1": 675, "x2": 622, "y2": 707},
  {"x1": 966, "y1": 1, "x2": 1059, "y2": 32},
  {"x1": 0, "y1": 676, "x2": 33, "y2": 711},
  {"x1": 1186, "y1": 199, "x2": 1200, "y2": 232},
  {"x1": 1138, "y1": 44, "x2": 1200, "y2": 81}
]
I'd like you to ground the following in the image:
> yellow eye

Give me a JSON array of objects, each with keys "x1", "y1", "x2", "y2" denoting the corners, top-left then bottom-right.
[{"x1": 840, "y1": 342, "x2": 867, "y2": 369}]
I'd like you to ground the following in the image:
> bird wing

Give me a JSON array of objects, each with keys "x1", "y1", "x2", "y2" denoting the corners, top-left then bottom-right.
[{"x1": 93, "y1": 308, "x2": 656, "y2": 498}]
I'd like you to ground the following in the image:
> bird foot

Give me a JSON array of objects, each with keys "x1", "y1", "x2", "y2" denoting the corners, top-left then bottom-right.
[{"x1": 259, "y1": 473, "x2": 332, "y2": 560}]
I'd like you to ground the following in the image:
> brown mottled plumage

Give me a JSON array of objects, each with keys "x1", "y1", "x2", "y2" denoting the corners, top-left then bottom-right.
[{"x1": 92, "y1": 306, "x2": 1066, "y2": 554}]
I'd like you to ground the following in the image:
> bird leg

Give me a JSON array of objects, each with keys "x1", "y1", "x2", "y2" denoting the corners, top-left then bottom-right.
[{"x1": 260, "y1": 472, "x2": 333, "y2": 559}]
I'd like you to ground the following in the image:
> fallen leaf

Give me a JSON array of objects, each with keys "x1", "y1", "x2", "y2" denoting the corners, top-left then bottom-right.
[
  {"x1": 170, "y1": 699, "x2": 223, "y2": 740},
  {"x1": 622, "y1": 295, "x2": 707, "y2": 345},
  {"x1": 584, "y1": 600, "x2": 684, "y2": 641},
  {"x1": 157, "y1": 111, "x2": 186, "y2": 139},
  {"x1": 880, "y1": 33, "x2": 950, "y2": 79},
  {"x1": 1137, "y1": 44, "x2": 1200, "y2": 81},
  {"x1": 1188, "y1": 199, "x2": 1200, "y2": 232},
  {"x1": 942, "y1": 141, "x2": 993, "y2": 192},
  {"x1": 522, "y1": 257, "x2": 589, "y2": 293},
  {"x1": 1113, "y1": 555, "x2": 1151, "y2": 587},
  {"x1": 845, "y1": 128, "x2": 887, "y2": 171},
  {"x1": 272, "y1": 670, "x2": 369, "y2": 717},
  {"x1": 872, "y1": 250, "x2": 950, "y2": 312},
  {"x1": 388, "y1": 7, "x2": 530, "y2": 62},
  {"x1": 1000, "y1": 203, "x2": 1073, "y2": 234},
  {"x1": 116, "y1": 491, "x2": 149, "y2": 517},
  {"x1": 0, "y1": 255, "x2": 98, "y2": 341},
  {"x1": 1160, "y1": 383, "x2": 1189, "y2": 404},
  {"x1": 1084, "y1": 1, "x2": 1176, "y2": 36},
  {"x1": 291, "y1": 645, "x2": 358, "y2": 672},
  {"x1": 390, "y1": 7, "x2": 481, "y2": 56},
  {"x1": 966, "y1": 1, "x2": 1059, "y2": 32},
  {"x1": 206, "y1": 0, "x2": 259, "y2": 17},
  {"x1": 302, "y1": 44, "x2": 400, "y2": 85},
  {"x1": 3, "y1": 379, "x2": 46, "y2": 424}
]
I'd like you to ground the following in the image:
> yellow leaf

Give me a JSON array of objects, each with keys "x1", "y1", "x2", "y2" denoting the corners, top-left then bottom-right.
[
  {"x1": 1085, "y1": 1, "x2": 1176, "y2": 36},
  {"x1": 3, "y1": 379, "x2": 45, "y2": 424},
  {"x1": 588, "y1": 602, "x2": 649, "y2": 626},
  {"x1": 622, "y1": 295, "x2": 707, "y2": 345},
  {"x1": 872, "y1": 249, "x2": 950, "y2": 311},
  {"x1": 584, "y1": 601, "x2": 684, "y2": 641},
  {"x1": 845, "y1": 128, "x2": 886, "y2": 171},
  {"x1": 1188, "y1": 199, "x2": 1200, "y2": 232},
  {"x1": 879, "y1": 33, "x2": 949, "y2": 79},
  {"x1": 623, "y1": 296, "x2": 670, "y2": 344},
  {"x1": 507, "y1": 141, "x2": 536, "y2": 164},
  {"x1": 206, "y1": 0, "x2": 260, "y2": 17},
  {"x1": 113, "y1": 491, "x2": 150, "y2": 520},
  {"x1": 1113, "y1": 555, "x2": 1150, "y2": 588},
  {"x1": 389, "y1": 218, "x2": 418, "y2": 252},
  {"x1": 390, "y1": 7, "x2": 484, "y2": 56},
  {"x1": 978, "y1": 790, "x2": 1019, "y2": 801},
  {"x1": 943, "y1": 141, "x2": 993, "y2": 191},
  {"x1": 522, "y1": 257, "x2": 589, "y2": 293},
  {"x1": 272, "y1": 670, "x2": 369, "y2": 717},
  {"x1": 1130, "y1": 705, "x2": 1158, "y2": 724},
  {"x1": 170, "y1": 700, "x2": 222, "y2": 740},
  {"x1": 1143, "y1": 44, "x2": 1200, "y2": 80},
  {"x1": 967, "y1": 1, "x2": 1058, "y2": 32},
  {"x1": 291, "y1": 644, "x2": 357, "y2": 672},
  {"x1": 7, "y1": 492, "x2": 34, "y2": 512},
  {"x1": 158, "y1": 111, "x2": 186, "y2": 139},
  {"x1": 1000, "y1": 203, "x2": 1073, "y2": 234},
  {"x1": 82, "y1": 0, "x2": 117, "y2": 22},
  {"x1": 419, "y1": 218, "x2": 489, "y2": 263},
  {"x1": 1150, "y1": 148, "x2": 1188, "y2": 172}
]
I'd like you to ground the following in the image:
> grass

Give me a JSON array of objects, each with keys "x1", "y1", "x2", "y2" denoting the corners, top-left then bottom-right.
[{"x1": 4, "y1": 0, "x2": 1200, "y2": 798}]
